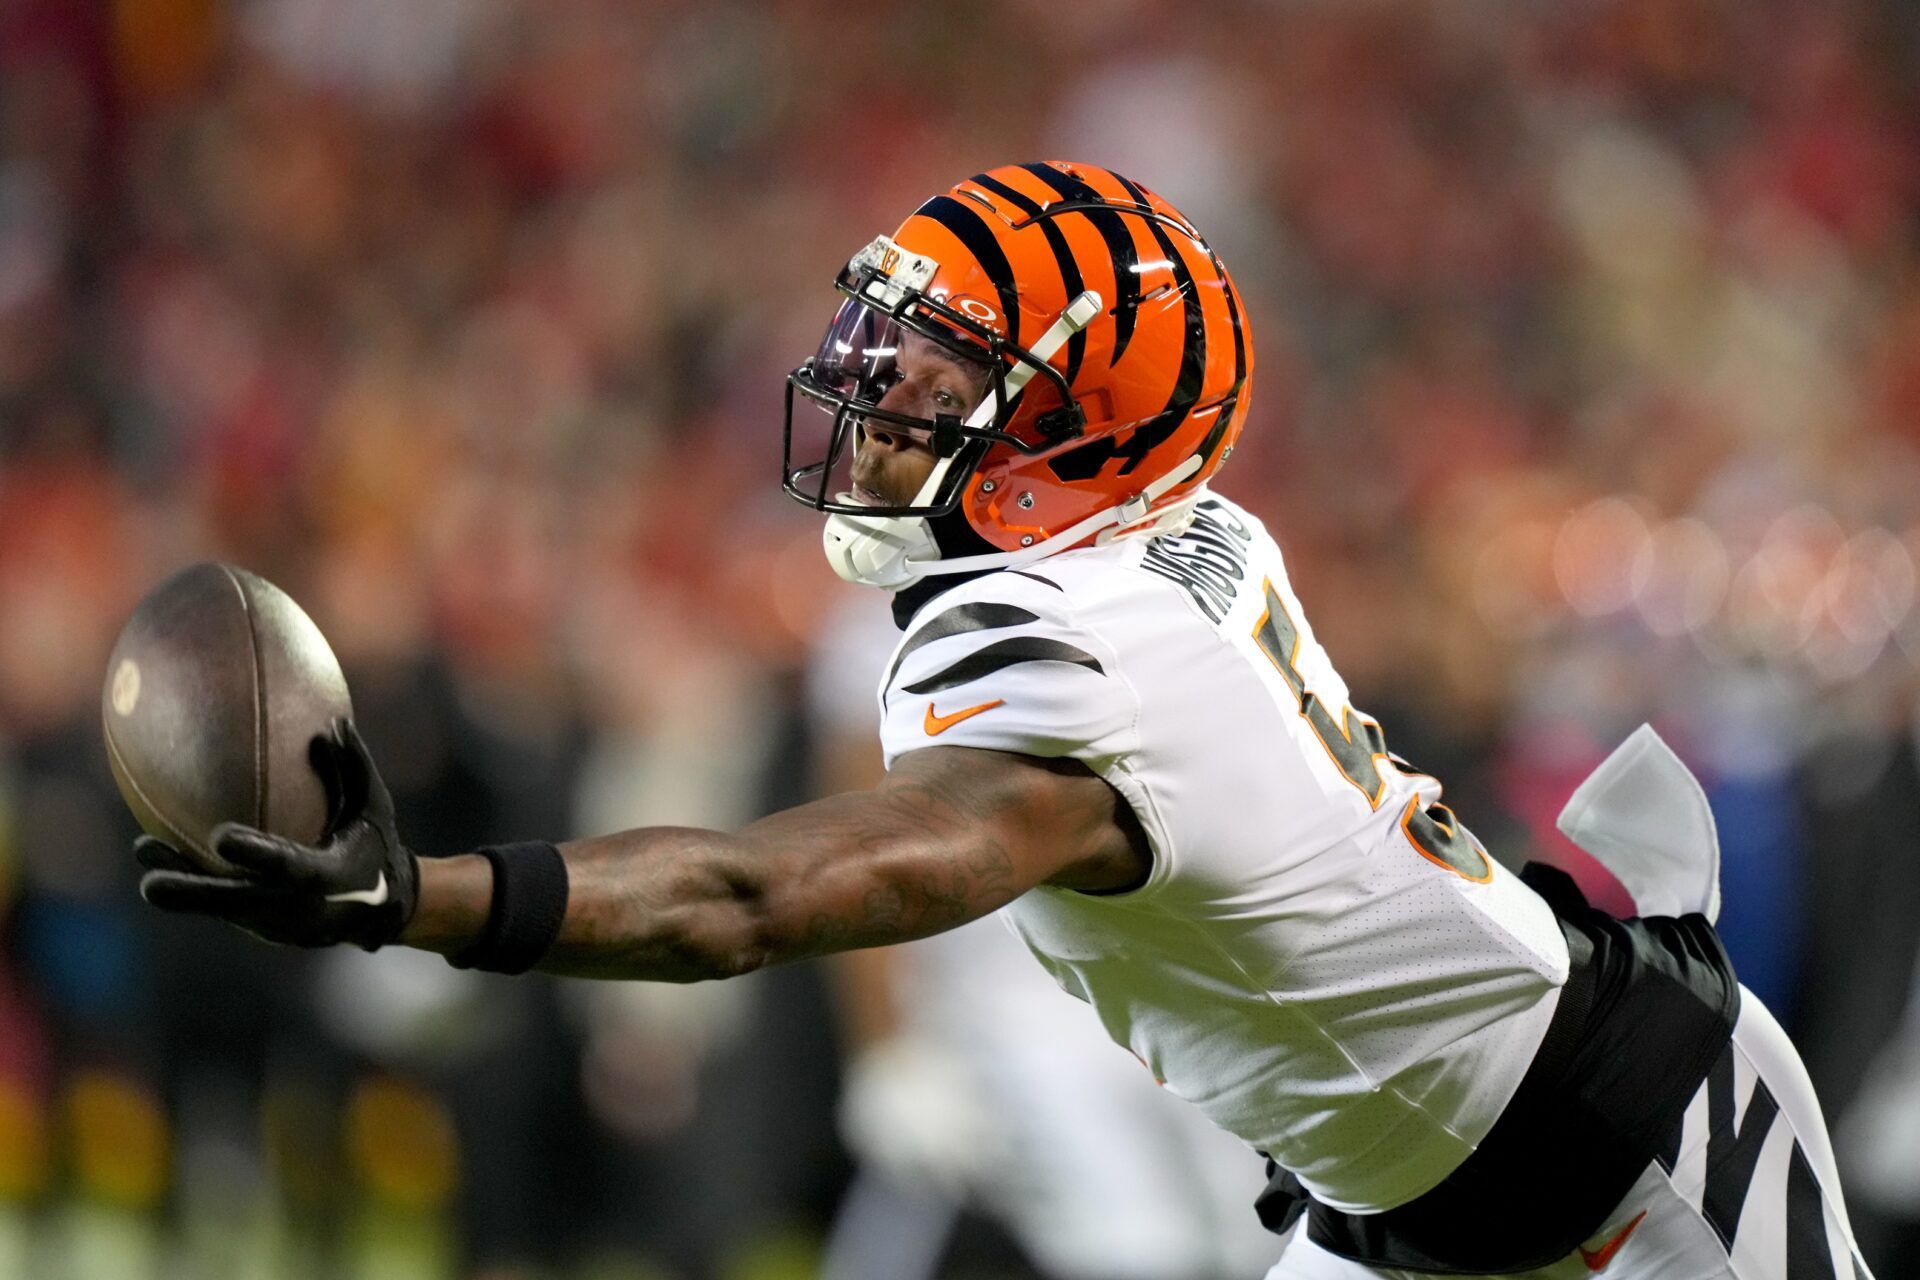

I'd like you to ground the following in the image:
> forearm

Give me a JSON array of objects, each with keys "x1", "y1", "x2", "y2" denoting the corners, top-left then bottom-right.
[
  {"x1": 402, "y1": 804, "x2": 1016, "y2": 981},
  {"x1": 402, "y1": 826, "x2": 780, "y2": 981},
  {"x1": 397, "y1": 747, "x2": 1121, "y2": 982}
]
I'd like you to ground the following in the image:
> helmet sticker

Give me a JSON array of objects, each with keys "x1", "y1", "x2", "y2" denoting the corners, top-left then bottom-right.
[{"x1": 849, "y1": 235, "x2": 938, "y2": 308}]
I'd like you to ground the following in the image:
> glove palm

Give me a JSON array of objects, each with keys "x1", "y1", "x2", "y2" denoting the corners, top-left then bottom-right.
[{"x1": 138, "y1": 720, "x2": 418, "y2": 950}]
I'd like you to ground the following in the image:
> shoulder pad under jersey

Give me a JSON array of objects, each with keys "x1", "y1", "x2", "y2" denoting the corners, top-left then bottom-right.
[{"x1": 878, "y1": 571, "x2": 1138, "y2": 770}]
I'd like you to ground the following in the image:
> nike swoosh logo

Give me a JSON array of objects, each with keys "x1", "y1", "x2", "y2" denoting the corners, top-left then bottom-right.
[
  {"x1": 924, "y1": 699, "x2": 1004, "y2": 735},
  {"x1": 1578, "y1": 1209, "x2": 1647, "y2": 1271},
  {"x1": 326, "y1": 871, "x2": 389, "y2": 907}
]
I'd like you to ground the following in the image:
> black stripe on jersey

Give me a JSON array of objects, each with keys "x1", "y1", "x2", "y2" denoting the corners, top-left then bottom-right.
[
  {"x1": 915, "y1": 196, "x2": 1021, "y2": 342},
  {"x1": 1702, "y1": 1047, "x2": 1782, "y2": 1250},
  {"x1": 1785, "y1": 1141, "x2": 1837, "y2": 1280},
  {"x1": 1018, "y1": 163, "x2": 1140, "y2": 362},
  {"x1": 885, "y1": 602, "x2": 1038, "y2": 701},
  {"x1": 901, "y1": 636, "x2": 1103, "y2": 696},
  {"x1": 968, "y1": 172, "x2": 1087, "y2": 389},
  {"x1": 1009, "y1": 570, "x2": 1063, "y2": 591}
]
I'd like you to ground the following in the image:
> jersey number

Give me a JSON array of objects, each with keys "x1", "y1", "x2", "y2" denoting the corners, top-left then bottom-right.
[{"x1": 1252, "y1": 580, "x2": 1491, "y2": 883}]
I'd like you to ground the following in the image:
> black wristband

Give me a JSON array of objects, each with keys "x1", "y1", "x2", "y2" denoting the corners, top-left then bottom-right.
[{"x1": 448, "y1": 841, "x2": 569, "y2": 974}]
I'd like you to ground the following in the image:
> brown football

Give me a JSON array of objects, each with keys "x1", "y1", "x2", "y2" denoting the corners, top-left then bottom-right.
[{"x1": 102, "y1": 563, "x2": 353, "y2": 874}]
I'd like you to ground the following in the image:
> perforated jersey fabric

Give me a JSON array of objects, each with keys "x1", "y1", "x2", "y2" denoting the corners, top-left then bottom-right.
[{"x1": 876, "y1": 494, "x2": 1569, "y2": 1214}]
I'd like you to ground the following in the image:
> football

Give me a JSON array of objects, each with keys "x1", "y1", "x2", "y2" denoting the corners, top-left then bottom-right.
[{"x1": 102, "y1": 563, "x2": 353, "y2": 874}]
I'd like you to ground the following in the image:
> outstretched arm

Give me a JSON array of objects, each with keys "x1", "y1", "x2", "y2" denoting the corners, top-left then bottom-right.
[{"x1": 404, "y1": 744, "x2": 1144, "y2": 980}]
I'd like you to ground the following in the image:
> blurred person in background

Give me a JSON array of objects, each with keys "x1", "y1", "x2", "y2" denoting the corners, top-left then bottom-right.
[
  {"x1": 134, "y1": 160, "x2": 1877, "y2": 1280},
  {"x1": 1839, "y1": 934, "x2": 1920, "y2": 1267}
]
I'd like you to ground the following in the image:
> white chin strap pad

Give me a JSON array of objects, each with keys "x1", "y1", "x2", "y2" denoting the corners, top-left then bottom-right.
[
  {"x1": 822, "y1": 510, "x2": 940, "y2": 589},
  {"x1": 821, "y1": 450, "x2": 957, "y2": 589}
]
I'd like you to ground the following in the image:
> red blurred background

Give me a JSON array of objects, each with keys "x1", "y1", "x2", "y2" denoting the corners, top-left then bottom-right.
[{"x1": 1, "y1": 1, "x2": 1918, "y2": 1276}]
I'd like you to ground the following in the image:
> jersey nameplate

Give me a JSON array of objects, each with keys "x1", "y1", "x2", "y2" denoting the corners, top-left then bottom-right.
[{"x1": 1141, "y1": 499, "x2": 1254, "y2": 624}]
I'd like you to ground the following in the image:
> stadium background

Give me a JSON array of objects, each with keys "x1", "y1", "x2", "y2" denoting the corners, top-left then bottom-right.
[{"x1": 2, "y1": 0, "x2": 1919, "y2": 1275}]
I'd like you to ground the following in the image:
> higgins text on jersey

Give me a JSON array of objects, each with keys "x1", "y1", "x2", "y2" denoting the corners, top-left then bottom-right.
[{"x1": 1141, "y1": 499, "x2": 1254, "y2": 623}]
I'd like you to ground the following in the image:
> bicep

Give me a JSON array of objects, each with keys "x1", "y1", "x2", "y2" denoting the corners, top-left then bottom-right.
[{"x1": 740, "y1": 746, "x2": 1126, "y2": 961}]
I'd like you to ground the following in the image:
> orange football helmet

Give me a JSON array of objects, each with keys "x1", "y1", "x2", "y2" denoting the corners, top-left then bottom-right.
[{"x1": 785, "y1": 161, "x2": 1253, "y2": 588}]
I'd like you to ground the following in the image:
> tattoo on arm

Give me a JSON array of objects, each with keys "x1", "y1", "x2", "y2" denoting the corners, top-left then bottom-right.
[
  {"x1": 523, "y1": 747, "x2": 1130, "y2": 982},
  {"x1": 792, "y1": 762, "x2": 1026, "y2": 950}
]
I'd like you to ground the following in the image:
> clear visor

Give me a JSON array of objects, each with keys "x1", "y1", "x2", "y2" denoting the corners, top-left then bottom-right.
[
  {"x1": 810, "y1": 296, "x2": 907, "y2": 403},
  {"x1": 805, "y1": 296, "x2": 996, "y2": 412},
  {"x1": 785, "y1": 297, "x2": 1005, "y2": 519},
  {"x1": 783, "y1": 259, "x2": 1092, "y2": 522}
]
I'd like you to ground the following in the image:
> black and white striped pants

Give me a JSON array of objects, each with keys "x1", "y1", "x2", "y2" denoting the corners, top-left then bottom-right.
[{"x1": 1267, "y1": 987, "x2": 1876, "y2": 1279}]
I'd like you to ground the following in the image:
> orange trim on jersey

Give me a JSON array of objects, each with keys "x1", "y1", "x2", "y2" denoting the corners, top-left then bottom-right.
[
  {"x1": 1317, "y1": 702, "x2": 1393, "y2": 808},
  {"x1": 924, "y1": 699, "x2": 1005, "y2": 736},
  {"x1": 1399, "y1": 796, "x2": 1495, "y2": 884},
  {"x1": 1252, "y1": 579, "x2": 1391, "y2": 809}
]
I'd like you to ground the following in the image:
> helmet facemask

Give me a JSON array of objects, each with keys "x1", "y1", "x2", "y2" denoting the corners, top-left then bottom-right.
[
  {"x1": 783, "y1": 238, "x2": 1087, "y2": 523},
  {"x1": 785, "y1": 231, "x2": 1111, "y2": 589},
  {"x1": 784, "y1": 298, "x2": 992, "y2": 521}
]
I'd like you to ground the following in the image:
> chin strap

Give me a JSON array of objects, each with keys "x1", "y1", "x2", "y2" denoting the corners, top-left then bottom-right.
[
  {"x1": 821, "y1": 505, "x2": 943, "y2": 589},
  {"x1": 824, "y1": 289, "x2": 1200, "y2": 589},
  {"x1": 901, "y1": 453, "x2": 1207, "y2": 579}
]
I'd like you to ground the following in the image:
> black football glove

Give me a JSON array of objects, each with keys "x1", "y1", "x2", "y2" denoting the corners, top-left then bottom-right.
[{"x1": 138, "y1": 719, "x2": 419, "y2": 950}]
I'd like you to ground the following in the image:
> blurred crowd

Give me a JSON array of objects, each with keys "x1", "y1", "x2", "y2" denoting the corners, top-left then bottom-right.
[{"x1": 2, "y1": 0, "x2": 1918, "y2": 1276}]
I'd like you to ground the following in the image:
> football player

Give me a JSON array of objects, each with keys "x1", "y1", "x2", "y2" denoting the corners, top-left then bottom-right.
[{"x1": 139, "y1": 163, "x2": 1875, "y2": 1279}]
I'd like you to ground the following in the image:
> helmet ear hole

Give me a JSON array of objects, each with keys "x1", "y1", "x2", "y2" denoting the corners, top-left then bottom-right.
[
  {"x1": 1009, "y1": 379, "x2": 1084, "y2": 442},
  {"x1": 1044, "y1": 436, "x2": 1116, "y2": 484}
]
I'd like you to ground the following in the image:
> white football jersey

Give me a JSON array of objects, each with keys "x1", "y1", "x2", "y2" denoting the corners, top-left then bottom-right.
[{"x1": 877, "y1": 493, "x2": 1570, "y2": 1215}]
